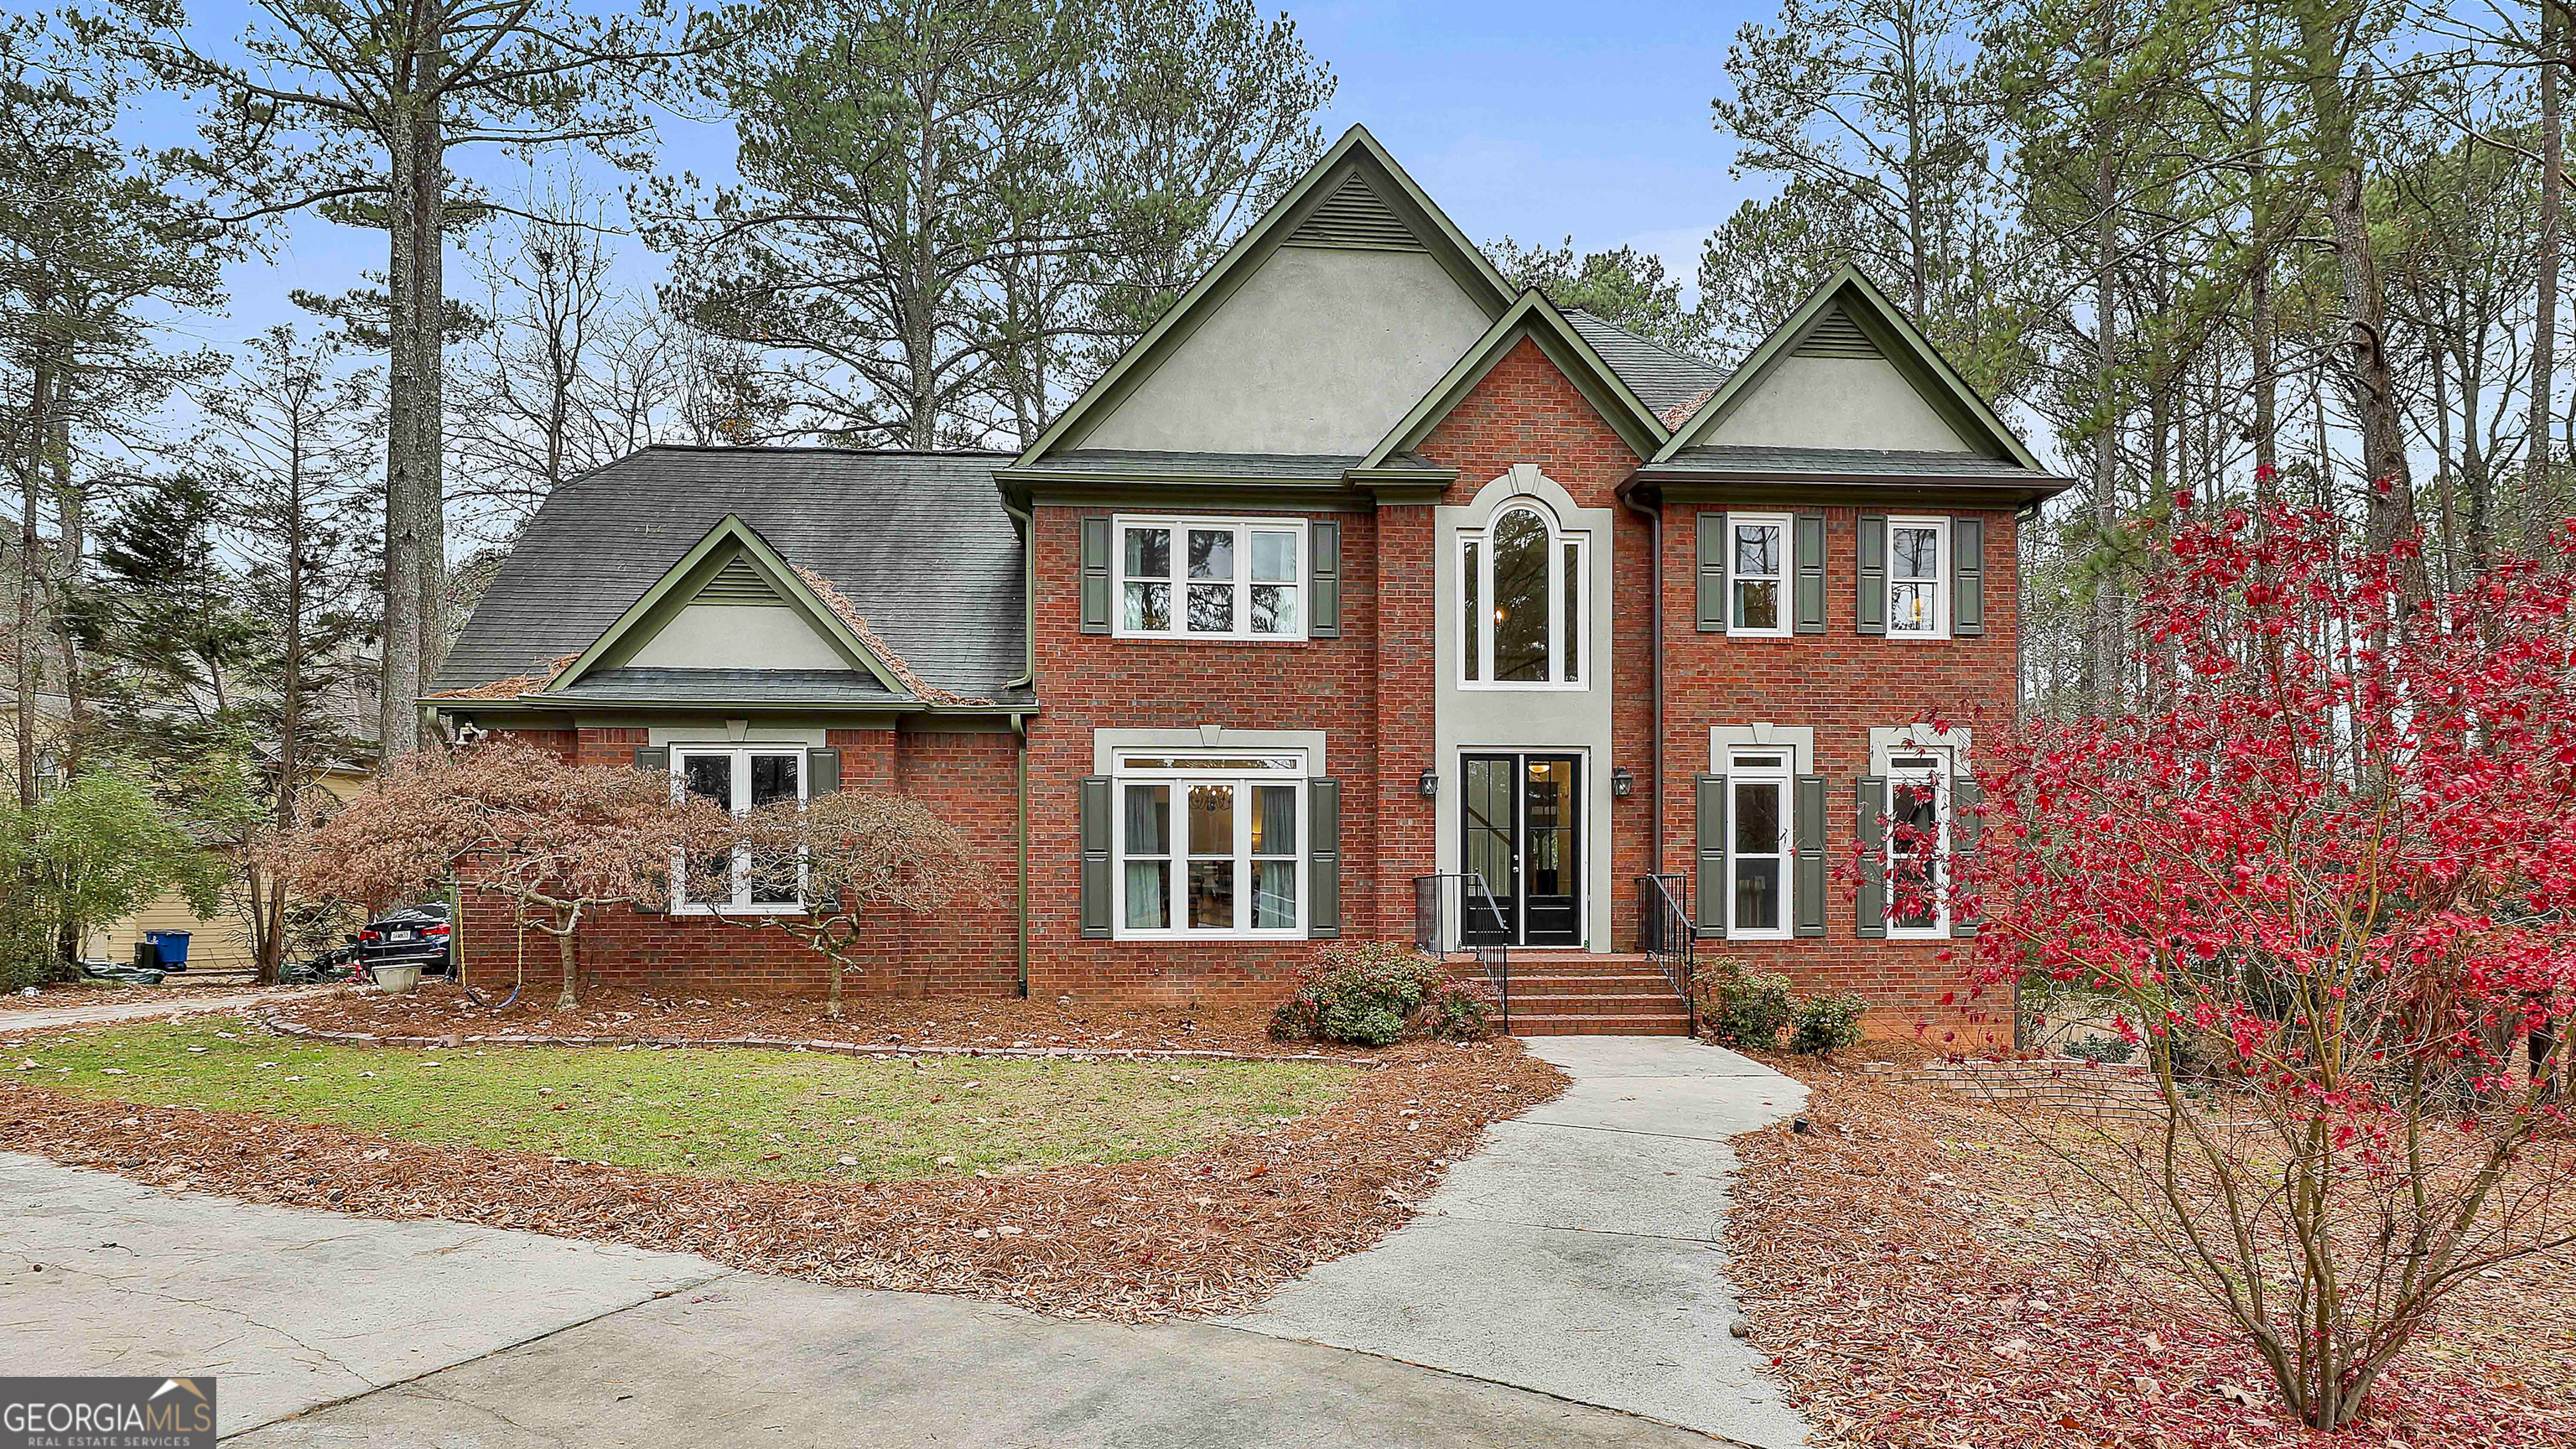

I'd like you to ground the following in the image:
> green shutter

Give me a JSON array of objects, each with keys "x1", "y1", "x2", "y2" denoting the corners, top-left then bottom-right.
[
  {"x1": 634, "y1": 746, "x2": 667, "y2": 774},
  {"x1": 1080, "y1": 776, "x2": 1112, "y2": 937},
  {"x1": 1080, "y1": 517, "x2": 1112, "y2": 634},
  {"x1": 1308, "y1": 778, "x2": 1340, "y2": 937},
  {"x1": 1952, "y1": 515, "x2": 1985, "y2": 637},
  {"x1": 1794, "y1": 773, "x2": 1826, "y2": 937},
  {"x1": 1695, "y1": 512, "x2": 1726, "y2": 631},
  {"x1": 1857, "y1": 515, "x2": 1887, "y2": 636},
  {"x1": 1309, "y1": 520, "x2": 1340, "y2": 638},
  {"x1": 1856, "y1": 775, "x2": 1888, "y2": 937},
  {"x1": 1695, "y1": 773, "x2": 1727, "y2": 937},
  {"x1": 1794, "y1": 512, "x2": 1826, "y2": 634},
  {"x1": 808, "y1": 749, "x2": 839, "y2": 795},
  {"x1": 1951, "y1": 773, "x2": 1981, "y2": 937}
]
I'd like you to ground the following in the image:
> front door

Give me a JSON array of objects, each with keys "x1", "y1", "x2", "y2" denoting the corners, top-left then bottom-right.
[{"x1": 1459, "y1": 753, "x2": 1582, "y2": 947}]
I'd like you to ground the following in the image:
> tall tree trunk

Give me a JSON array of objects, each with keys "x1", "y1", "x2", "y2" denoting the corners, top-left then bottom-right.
[
  {"x1": 47, "y1": 416, "x2": 81, "y2": 774},
  {"x1": 2533, "y1": 1, "x2": 2564, "y2": 547},
  {"x1": 16, "y1": 354, "x2": 51, "y2": 811},
  {"x1": 413, "y1": 100, "x2": 449, "y2": 694},
  {"x1": 381, "y1": 127, "x2": 424, "y2": 758},
  {"x1": 2091, "y1": 130, "x2": 2122, "y2": 709},
  {"x1": 2249, "y1": 43, "x2": 2280, "y2": 496}
]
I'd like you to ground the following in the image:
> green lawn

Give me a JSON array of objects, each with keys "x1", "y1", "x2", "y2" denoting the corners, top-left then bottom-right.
[{"x1": 17, "y1": 1016, "x2": 1358, "y2": 1182}]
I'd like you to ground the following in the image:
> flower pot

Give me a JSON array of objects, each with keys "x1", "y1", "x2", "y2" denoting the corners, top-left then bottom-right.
[{"x1": 372, "y1": 963, "x2": 423, "y2": 995}]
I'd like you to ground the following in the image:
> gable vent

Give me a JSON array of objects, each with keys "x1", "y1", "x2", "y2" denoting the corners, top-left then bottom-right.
[
  {"x1": 1792, "y1": 304, "x2": 1881, "y2": 359},
  {"x1": 1281, "y1": 174, "x2": 1426, "y2": 252},
  {"x1": 692, "y1": 553, "x2": 785, "y2": 605}
]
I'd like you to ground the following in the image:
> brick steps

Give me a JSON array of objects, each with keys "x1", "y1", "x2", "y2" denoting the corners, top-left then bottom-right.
[{"x1": 1477, "y1": 953, "x2": 1691, "y2": 1036}]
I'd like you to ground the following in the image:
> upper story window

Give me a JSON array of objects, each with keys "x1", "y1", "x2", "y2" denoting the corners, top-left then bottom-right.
[
  {"x1": 1116, "y1": 517, "x2": 1306, "y2": 641},
  {"x1": 1886, "y1": 749, "x2": 1950, "y2": 937},
  {"x1": 1460, "y1": 503, "x2": 1587, "y2": 688},
  {"x1": 1888, "y1": 516, "x2": 1949, "y2": 639},
  {"x1": 1113, "y1": 750, "x2": 1305, "y2": 938},
  {"x1": 1727, "y1": 512, "x2": 1791, "y2": 638}
]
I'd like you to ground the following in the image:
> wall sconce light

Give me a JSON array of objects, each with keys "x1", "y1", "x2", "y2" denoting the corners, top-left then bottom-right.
[
  {"x1": 1611, "y1": 766, "x2": 1635, "y2": 799},
  {"x1": 1419, "y1": 767, "x2": 1439, "y2": 799}
]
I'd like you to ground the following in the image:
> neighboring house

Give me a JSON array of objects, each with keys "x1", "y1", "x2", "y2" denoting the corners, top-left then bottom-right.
[{"x1": 430, "y1": 127, "x2": 2069, "y2": 1031}]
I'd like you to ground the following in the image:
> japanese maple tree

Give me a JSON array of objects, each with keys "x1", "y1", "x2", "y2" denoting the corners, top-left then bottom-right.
[
  {"x1": 1953, "y1": 496, "x2": 2576, "y2": 1430},
  {"x1": 723, "y1": 790, "x2": 978, "y2": 1018},
  {"x1": 286, "y1": 742, "x2": 737, "y2": 1009}
]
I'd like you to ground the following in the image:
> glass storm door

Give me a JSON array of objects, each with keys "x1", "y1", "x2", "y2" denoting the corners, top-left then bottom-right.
[{"x1": 1459, "y1": 753, "x2": 1583, "y2": 947}]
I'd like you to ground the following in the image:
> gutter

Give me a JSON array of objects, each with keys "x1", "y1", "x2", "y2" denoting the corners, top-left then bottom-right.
[{"x1": 1618, "y1": 478, "x2": 1665, "y2": 877}]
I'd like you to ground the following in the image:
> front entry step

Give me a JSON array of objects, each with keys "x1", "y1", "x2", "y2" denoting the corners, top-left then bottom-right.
[{"x1": 1461, "y1": 953, "x2": 1692, "y2": 1037}]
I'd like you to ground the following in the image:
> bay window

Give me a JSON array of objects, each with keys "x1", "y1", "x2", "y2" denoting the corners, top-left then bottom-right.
[
  {"x1": 1115, "y1": 517, "x2": 1306, "y2": 641},
  {"x1": 673, "y1": 746, "x2": 807, "y2": 911},
  {"x1": 1114, "y1": 752, "x2": 1304, "y2": 937},
  {"x1": 1461, "y1": 503, "x2": 1587, "y2": 688}
]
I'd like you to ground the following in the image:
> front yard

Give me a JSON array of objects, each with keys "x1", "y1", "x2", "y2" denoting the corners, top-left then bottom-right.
[{"x1": 15, "y1": 1016, "x2": 1355, "y2": 1181}]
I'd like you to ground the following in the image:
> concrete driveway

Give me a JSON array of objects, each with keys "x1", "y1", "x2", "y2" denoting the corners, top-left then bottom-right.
[
  {"x1": 0, "y1": 986, "x2": 329, "y2": 1037},
  {"x1": 1, "y1": 1154, "x2": 1710, "y2": 1446}
]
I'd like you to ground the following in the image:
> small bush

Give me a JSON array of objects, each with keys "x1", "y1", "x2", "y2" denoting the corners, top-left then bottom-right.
[
  {"x1": 1269, "y1": 941, "x2": 1497, "y2": 1046},
  {"x1": 1703, "y1": 967, "x2": 1794, "y2": 1050},
  {"x1": 2064, "y1": 1033, "x2": 2136, "y2": 1065},
  {"x1": 1789, "y1": 992, "x2": 1869, "y2": 1055}
]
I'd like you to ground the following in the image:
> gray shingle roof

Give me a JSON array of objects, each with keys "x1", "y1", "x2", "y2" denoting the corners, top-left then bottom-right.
[
  {"x1": 538, "y1": 667, "x2": 910, "y2": 707},
  {"x1": 435, "y1": 446, "x2": 1025, "y2": 699},
  {"x1": 1636, "y1": 445, "x2": 2074, "y2": 500},
  {"x1": 1024, "y1": 449, "x2": 1363, "y2": 480},
  {"x1": 1561, "y1": 312, "x2": 1731, "y2": 419}
]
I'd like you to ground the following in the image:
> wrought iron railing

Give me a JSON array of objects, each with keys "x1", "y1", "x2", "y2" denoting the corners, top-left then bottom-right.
[
  {"x1": 1636, "y1": 872, "x2": 1696, "y2": 1037},
  {"x1": 1414, "y1": 871, "x2": 1511, "y2": 1031}
]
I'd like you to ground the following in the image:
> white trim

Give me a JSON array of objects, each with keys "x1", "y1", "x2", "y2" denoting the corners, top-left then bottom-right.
[
  {"x1": 1869, "y1": 723, "x2": 1971, "y2": 776},
  {"x1": 1457, "y1": 500, "x2": 1590, "y2": 691},
  {"x1": 1109, "y1": 748, "x2": 1309, "y2": 941},
  {"x1": 670, "y1": 743, "x2": 811, "y2": 913},
  {"x1": 1724, "y1": 747, "x2": 1793, "y2": 940},
  {"x1": 1724, "y1": 511, "x2": 1794, "y2": 639},
  {"x1": 1111, "y1": 514, "x2": 1308, "y2": 642},
  {"x1": 1090, "y1": 725, "x2": 1327, "y2": 777},
  {"x1": 1710, "y1": 723, "x2": 1814, "y2": 776},
  {"x1": 1885, "y1": 515, "x2": 1950, "y2": 641}
]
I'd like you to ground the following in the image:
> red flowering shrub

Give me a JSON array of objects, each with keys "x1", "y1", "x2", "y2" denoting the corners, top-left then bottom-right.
[{"x1": 1955, "y1": 497, "x2": 2576, "y2": 1429}]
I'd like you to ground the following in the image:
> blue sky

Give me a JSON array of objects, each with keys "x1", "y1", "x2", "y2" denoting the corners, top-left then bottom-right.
[{"x1": 138, "y1": 0, "x2": 1770, "y2": 350}]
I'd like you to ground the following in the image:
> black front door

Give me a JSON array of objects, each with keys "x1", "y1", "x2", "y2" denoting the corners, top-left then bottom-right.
[{"x1": 1460, "y1": 753, "x2": 1582, "y2": 947}]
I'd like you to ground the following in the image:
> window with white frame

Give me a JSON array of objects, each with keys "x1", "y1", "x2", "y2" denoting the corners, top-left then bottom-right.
[
  {"x1": 673, "y1": 746, "x2": 808, "y2": 911},
  {"x1": 1113, "y1": 752, "x2": 1304, "y2": 937},
  {"x1": 1885, "y1": 750, "x2": 1950, "y2": 936},
  {"x1": 1728, "y1": 750, "x2": 1792, "y2": 938},
  {"x1": 1460, "y1": 503, "x2": 1587, "y2": 688},
  {"x1": 1888, "y1": 517, "x2": 1949, "y2": 639},
  {"x1": 1115, "y1": 517, "x2": 1306, "y2": 641},
  {"x1": 1727, "y1": 513, "x2": 1791, "y2": 637}
]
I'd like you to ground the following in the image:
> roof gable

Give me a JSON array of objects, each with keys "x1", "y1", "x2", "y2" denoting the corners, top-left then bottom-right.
[
  {"x1": 549, "y1": 515, "x2": 910, "y2": 697},
  {"x1": 1015, "y1": 125, "x2": 1514, "y2": 464},
  {"x1": 1359, "y1": 289, "x2": 1670, "y2": 468},
  {"x1": 1654, "y1": 265, "x2": 2043, "y2": 470}
]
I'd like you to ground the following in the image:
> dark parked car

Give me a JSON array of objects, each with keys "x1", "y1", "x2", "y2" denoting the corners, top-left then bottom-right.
[{"x1": 357, "y1": 902, "x2": 454, "y2": 976}]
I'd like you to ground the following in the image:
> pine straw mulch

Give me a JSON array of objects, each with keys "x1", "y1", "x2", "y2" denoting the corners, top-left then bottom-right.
[
  {"x1": 262, "y1": 984, "x2": 1379, "y2": 1062},
  {"x1": 1726, "y1": 1043, "x2": 2575, "y2": 1449},
  {"x1": 0, "y1": 1010, "x2": 1562, "y2": 1322}
]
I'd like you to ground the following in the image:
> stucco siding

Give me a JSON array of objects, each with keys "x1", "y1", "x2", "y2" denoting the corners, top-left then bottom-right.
[
  {"x1": 625, "y1": 604, "x2": 855, "y2": 671},
  {"x1": 1704, "y1": 354, "x2": 1976, "y2": 452}
]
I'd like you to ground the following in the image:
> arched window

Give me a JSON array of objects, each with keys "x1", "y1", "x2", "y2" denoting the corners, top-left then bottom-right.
[{"x1": 1460, "y1": 503, "x2": 1586, "y2": 688}]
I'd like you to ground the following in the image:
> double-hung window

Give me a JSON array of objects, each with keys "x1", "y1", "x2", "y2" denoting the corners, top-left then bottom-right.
[
  {"x1": 1887, "y1": 517, "x2": 1949, "y2": 639},
  {"x1": 1727, "y1": 513, "x2": 1791, "y2": 638},
  {"x1": 1885, "y1": 750, "x2": 1950, "y2": 936},
  {"x1": 673, "y1": 746, "x2": 807, "y2": 911},
  {"x1": 1116, "y1": 517, "x2": 1306, "y2": 641},
  {"x1": 1461, "y1": 503, "x2": 1587, "y2": 688},
  {"x1": 1113, "y1": 752, "x2": 1304, "y2": 938},
  {"x1": 1728, "y1": 750, "x2": 1792, "y2": 938}
]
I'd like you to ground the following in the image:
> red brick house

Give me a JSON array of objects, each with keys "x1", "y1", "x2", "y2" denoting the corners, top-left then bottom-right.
[{"x1": 431, "y1": 127, "x2": 2069, "y2": 1032}]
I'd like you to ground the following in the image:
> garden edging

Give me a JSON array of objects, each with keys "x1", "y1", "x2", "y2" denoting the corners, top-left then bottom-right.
[{"x1": 262, "y1": 1014, "x2": 1380, "y2": 1068}]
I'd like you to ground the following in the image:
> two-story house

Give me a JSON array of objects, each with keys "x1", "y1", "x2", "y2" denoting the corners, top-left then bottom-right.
[{"x1": 431, "y1": 126, "x2": 2069, "y2": 1033}]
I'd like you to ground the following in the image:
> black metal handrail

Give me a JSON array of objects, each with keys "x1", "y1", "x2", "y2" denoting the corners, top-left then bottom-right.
[
  {"x1": 1636, "y1": 873, "x2": 1696, "y2": 1037},
  {"x1": 1414, "y1": 871, "x2": 1511, "y2": 1031}
]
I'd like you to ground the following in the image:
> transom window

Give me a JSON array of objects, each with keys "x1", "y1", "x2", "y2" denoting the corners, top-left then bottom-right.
[
  {"x1": 1886, "y1": 750, "x2": 1950, "y2": 936},
  {"x1": 673, "y1": 746, "x2": 807, "y2": 911},
  {"x1": 1113, "y1": 751, "x2": 1304, "y2": 938},
  {"x1": 1460, "y1": 503, "x2": 1587, "y2": 688},
  {"x1": 1727, "y1": 513, "x2": 1791, "y2": 638},
  {"x1": 1728, "y1": 750, "x2": 1791, "y2": 938},
  {"x1": 1888, "y1": 517, "x2": 1949, "y2": 639},
  {"x1": 1115, "y1": 517, "x2": 1306, "y2": 641}
]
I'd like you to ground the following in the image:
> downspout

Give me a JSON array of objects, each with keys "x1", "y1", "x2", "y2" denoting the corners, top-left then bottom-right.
[
  {"x1": 1619, "y1": 481, "x2": 1665, "y2": 877},
  {"x1": 1002, "y1": 492, "x2": 1036, "y2": 999},
  {"x1": 1015, "y1": 716, "x2": 1030, "y2": 999}
]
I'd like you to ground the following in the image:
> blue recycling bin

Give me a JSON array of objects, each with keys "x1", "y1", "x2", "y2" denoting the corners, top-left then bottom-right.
[{"x1": 143, "y1": 930, "x2": 191, "y2": 969}]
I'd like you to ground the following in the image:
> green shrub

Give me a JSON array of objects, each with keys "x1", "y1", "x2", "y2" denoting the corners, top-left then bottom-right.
[
  {"x1": 2064, "y1": 1033, "x2": 2136, "y2": 1064},
  {"x1": 1269, "y1": 941, "x2": 1497, "y2": 1046},
  {"x1": 1790, "y1": 992, "x2": 1870, "y2": 1055},
  {"x1": 1702, "y1": 966, "x2": 1794, "y2": 1050}
]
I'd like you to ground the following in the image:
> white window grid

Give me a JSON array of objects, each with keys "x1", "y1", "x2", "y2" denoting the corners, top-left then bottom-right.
[
  {"x1": 1727, "y1": 512, "x2": 1794, "y2": 639},
  {"x1": 670, "y1": 745, "x2": 809, "y2": 914},
  {"x1": 1727, "y1": 749, "x2": 1793, "y2": 939},
  {"x1": 1884, "y1": 748, "x2": 1951, "y2": 937},
  {"x1": 1113, "y1": 516, "x2": 1307, "y2": 642},
  {"x1": 1109, "y1": 750, "x2": 1306, "y2": 941},
  {"x1": 1887, "y1": 516, "x2": 1950, "y2": 640},
  {"x1": 1458, "y1": 504, "x2": 1589, "y2": 690}
]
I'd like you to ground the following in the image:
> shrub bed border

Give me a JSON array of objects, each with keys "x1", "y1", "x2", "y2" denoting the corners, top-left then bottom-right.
[{"x1": 262, "y1": 1014, "x2": 1379, "y2": 1068}]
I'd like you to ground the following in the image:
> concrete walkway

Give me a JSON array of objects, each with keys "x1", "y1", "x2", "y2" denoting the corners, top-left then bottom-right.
[
  {"x1": 0, "y1": 986, "x2": 328, "y2": 1037},
  {"x1": 1226, "y1": 1036, "x2": 1812, "y2": 1448},
  {"x1": 2, "y1": 1155, "x2": 1705, "y2": 1446}
]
